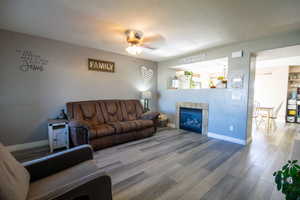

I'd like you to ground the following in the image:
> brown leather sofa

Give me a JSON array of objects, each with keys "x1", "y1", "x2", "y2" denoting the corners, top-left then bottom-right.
[{"x1": 67, "y1": 99, "x2": 159, "y2": 150}]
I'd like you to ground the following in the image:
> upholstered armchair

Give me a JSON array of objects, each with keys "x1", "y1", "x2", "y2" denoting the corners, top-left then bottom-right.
[{"x1": 0, "y1": 143, "x2": 112, "y2": 200}]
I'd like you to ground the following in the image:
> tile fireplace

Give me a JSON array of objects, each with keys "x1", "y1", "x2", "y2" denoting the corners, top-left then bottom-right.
[
  {"x1": 176, "y1": 102, "x2": 208, "y2": 135},
  {"x1": 179, "y1": 107, "x2": 202, "y2": 133}
]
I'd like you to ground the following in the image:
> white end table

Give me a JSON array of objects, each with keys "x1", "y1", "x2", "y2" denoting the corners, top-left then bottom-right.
[{"x1": 48, "y1": 119, "x2": 69, "y2": 153}]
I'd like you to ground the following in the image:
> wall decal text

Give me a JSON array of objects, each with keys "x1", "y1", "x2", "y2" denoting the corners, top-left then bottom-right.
[{"x1": 17, "y1": 49, "x2": 48, "y2": 72}]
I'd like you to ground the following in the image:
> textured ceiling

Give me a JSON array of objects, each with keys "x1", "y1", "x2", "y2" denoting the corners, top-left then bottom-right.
[
  {"x1": 1, "y1": 0, "x2": 300, "y2": 61},
  {"x1": 256, "y1": 45, "x2": 300, "y2": 68},
  {"x1": 257, "y1": 45, "x2": 300, "y2": 61}
]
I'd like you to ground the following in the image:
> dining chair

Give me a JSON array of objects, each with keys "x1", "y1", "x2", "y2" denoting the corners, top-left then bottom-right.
[
  {"x1": 259, "y1": 101, "x2": 283, "y2": 131},
  {"x1": 252, "y1": 100, "x2": 261, "y2": 128},
  {"x1": 269, "y1": 101, "x2": 284, "y2": 130}
]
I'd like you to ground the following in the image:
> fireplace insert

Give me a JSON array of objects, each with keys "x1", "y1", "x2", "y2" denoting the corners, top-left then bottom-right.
[{"x1": 179, "y1": 107, "x2": 202, "y2": 133}]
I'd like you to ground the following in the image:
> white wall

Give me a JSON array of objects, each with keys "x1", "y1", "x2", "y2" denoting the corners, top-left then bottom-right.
[{"x1": 254, "y1": 66, "x2": 288, "y2": 121}]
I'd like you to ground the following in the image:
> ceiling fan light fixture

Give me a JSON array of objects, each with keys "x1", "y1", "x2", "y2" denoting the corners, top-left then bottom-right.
[{"x1": 126, "y1": 44, "x2": 142, "y2": 55}]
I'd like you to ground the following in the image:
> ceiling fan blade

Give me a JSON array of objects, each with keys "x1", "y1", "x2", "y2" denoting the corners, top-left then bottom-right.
[
  {"x1": 111, "y1": 26, "x2": 127, "y2": 39},
  {"x1": 143, "y1": 34, "x2": 165, "y2": 44},
  {"x1": 142, "y1": 34, "x2": 165, "y2": 50},
  {"x1": 141, "y1": 44, "x2": 157, "y2": 50}
]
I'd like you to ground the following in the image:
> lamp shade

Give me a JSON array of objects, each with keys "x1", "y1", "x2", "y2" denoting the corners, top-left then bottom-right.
[{"x1": 141, "y1": 91, "x2": 152, "y2": 99}]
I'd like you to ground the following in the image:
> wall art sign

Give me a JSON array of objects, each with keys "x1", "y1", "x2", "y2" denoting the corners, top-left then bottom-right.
[
  {"x1": 88, "y1": 58, "x2": 115, "y2": 72},
  {"x1": 141, "y1": 66, "x2": 153, "y2": 82},
  {"x1": 16, "y1": 49, "x2": 48, "y2": 72}
]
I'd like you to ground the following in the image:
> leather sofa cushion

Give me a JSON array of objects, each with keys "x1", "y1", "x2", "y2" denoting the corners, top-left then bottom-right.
[
  {"x1": 27, "y1": 160, "x2": 98, "y2": 200},
  {"x1": 99, "y1": 100, "x2": 123, "y2": 122},
  {"x1": 108, "y1": 121, "x2": 138, "y2": 134},
  {"x1": 89, "y1": 124, "x2": 115, "y2": 139},
  {"x1": 108, "y1": 120, "x2": 153, "y2": 134},
  {"x1": 134, "y1": 120, "x2": 154, "y2": 129},
  {"x1": 70, "y1": 102, "x2": 105, "y2": 125},
  {"x1": 0, "y1": 143, "x2": 30, "y2": 200},
  {"x1": 120, "y1": 100, "x2": 144, "y2": 121},
  {"x1": 67, "y1": 100, "x2": 146, "y2": 124}
]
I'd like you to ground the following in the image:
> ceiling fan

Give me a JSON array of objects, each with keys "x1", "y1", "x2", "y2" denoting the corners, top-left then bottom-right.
[{"x1": 124, "y1": 29, "x2": 163, "y2": 55}]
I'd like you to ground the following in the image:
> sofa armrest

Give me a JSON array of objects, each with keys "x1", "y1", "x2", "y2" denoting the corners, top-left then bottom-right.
[
  {"x1": 35, "y1": 170, "x2": 112, "y2": 200},
  {"x1": 23, "y1": 145, "x2": 93, "y2": 182},
  {"x1": 140, "y1": 112, "x2": 160, "y2": 121},
  {"x1": 69, "y1": 120, "x2": 90, "y2": 146}
]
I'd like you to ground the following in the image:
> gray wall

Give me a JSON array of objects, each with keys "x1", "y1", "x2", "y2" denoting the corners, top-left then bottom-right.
[
  {"x1": 158, "y1": 56, "x2": 250, "y2": 141},
  {"x1": 0, "y1": 29, "x2": 157, "y2": 146},
  {"x1": 157, "y1": 30, "x2": 300, "y2": 142}
]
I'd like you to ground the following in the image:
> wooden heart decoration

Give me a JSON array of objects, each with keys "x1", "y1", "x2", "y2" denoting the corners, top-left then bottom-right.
[{"x1": 141, "y1": 66, "x2": 153, "y2": 82}]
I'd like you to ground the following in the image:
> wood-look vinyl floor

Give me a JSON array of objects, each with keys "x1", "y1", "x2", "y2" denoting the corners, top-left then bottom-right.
[
  {"x1": 14, "y1": 123, "x2": 300, "y2": 200},
  {"x1": 93, "y1": 124, "x2": 299, "y2": 200}
]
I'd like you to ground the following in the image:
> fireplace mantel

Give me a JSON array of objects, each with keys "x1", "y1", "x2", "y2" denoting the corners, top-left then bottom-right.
[{"x1": 176, "y1": 102, "x2": 209, "y2": 135}]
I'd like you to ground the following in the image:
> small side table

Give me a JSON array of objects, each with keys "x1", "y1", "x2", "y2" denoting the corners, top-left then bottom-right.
[
  {"x1": 158, "y1": 113, "x2": 169, "y2": 127},
  {"x1": 48, "y1": 119, "x2": 69, "y2": 153}
]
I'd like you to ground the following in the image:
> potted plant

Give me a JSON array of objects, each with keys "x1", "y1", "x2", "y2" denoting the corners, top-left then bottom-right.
[
  {"x1": 184, "y1": 71, "x2": 193, "y2": 88},
  {"x1": 216, "y1": 76, "x2": 227, "y2": 88},
  {"x1": 273, "y1": 160, "x2": 300, "y2": 200}
]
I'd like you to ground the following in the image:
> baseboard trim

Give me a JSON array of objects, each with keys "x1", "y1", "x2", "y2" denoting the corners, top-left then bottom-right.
[
  {"x1": 208, "y1": 132, "x2": 247, "y2": 145},
  {"x1": 246, "y1": 136, "x2": 253, "y2": 145},
  {"x1": 6, "y1": 140, "x2": 49, "y2": 152},
  {"x1": 167, "y1": 123, "x2": 176, "y2": 128}
]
